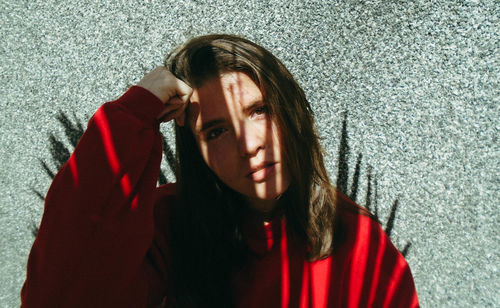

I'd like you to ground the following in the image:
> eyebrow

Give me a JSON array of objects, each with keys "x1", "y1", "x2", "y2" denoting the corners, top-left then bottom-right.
[
  {"x1": 200, "y1": 119, "x2": 226, "y2": 133},
  {"x1": 198, "y1": 100, "x2": 265, "y2": 133},
  {"x1": 243, "y1": 100, "x2": 264, "y2": 115}
]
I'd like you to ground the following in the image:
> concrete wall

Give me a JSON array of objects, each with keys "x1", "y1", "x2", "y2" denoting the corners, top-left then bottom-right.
[{"x1": 1, "y1": 0, "x2": 498, "y2": 306}]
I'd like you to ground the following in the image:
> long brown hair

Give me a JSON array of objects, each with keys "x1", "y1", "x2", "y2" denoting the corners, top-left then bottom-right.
[{"x1": 165, "y1": 34, "x2": 337, "y2": 307}]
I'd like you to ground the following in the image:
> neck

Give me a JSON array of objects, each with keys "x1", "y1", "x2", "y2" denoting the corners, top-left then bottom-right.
[{"x1": 246, "y1": 196, "x2": 282, "y2": 217}]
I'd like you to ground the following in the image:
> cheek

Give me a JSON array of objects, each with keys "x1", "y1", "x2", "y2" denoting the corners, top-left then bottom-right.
[
  {"x1": 271, "y1": 122, "x2": 285, "y2": 156},
  {"x1": 199, "y1": 139, "x2": 239, "y2": 180}
]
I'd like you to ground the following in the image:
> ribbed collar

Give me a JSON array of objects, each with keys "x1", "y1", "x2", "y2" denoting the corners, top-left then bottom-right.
[{"x1": 241, "y1": 205, "x2": 286, "y2": 256}]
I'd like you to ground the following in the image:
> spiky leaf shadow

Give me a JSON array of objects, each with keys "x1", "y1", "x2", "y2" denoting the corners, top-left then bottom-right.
[
  {"x1": 33, "y1": 110, "x2": 413, "y2": 258},
  {"x1": 159, "y1": 135, "x2": 176, "y2": 185},
  {"x1": 336, "y1": 112, "x2": 412, "y2": 257},
  {"x1": 31, "y1": 111, "x2": 175, "y2": 236}
]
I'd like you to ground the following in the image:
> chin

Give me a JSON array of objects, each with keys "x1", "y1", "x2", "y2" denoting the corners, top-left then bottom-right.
[{"x1": 251, "y1": 182, "x2": 289, "y2": 200}]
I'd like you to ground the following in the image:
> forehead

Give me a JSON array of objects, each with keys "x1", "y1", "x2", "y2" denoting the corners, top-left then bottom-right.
[{"x1": 188, "y1": 72, "x2": 263, "y2": 131}]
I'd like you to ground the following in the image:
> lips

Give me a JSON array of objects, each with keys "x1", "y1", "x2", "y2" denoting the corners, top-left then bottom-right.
[{"x1": 246, "y1": 162, "x2": 277, "y2": 182}]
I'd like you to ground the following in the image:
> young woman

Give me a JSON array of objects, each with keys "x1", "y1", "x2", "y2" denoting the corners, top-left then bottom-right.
[{"x1": 22, "y1": 34, "x2": 419, "y2": 307}]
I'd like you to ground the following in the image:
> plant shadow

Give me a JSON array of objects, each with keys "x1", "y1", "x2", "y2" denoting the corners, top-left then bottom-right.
[
  {"x1": 336, "y1": 111, "x2": 412, "y2": 257},
  {"x1": 32, "y1": 110, "x2": 412, "y2": 257},
  {"x1": 31, "y1": 111, "x2": 173, "y2": 235}
]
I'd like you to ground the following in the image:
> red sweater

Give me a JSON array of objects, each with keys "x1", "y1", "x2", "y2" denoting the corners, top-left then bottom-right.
[{"x1": 22, "y1": 86, "x2": 419, "y2": 307}]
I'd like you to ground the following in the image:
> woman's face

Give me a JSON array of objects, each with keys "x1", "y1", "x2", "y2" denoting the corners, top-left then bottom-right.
[{"x1": 187, "y1": 72, "x2": 291, "y2": 212}]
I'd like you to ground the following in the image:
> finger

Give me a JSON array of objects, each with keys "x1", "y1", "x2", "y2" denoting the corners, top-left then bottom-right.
[
  {"x1": 158, "y1": 96, "x2": 187, "y2": 121},
  {"x1": 166, "y1": 96, "x2": 185, "y2": 106},
  {"x1": 172, "y1": 98, "x2": 189, "y2": 126},
  {"x1": 160, "y1": 105, "x2": 186, "y2": 124},
  {"x1": 173, "y1": 78, "x2": 193, "y2": 104},
  {"x1": 174, "y1": 104, "x2": 188, "y2": 126},
  {"x1": 156, "y1": 97, "x2": 183, "y2": 119}
]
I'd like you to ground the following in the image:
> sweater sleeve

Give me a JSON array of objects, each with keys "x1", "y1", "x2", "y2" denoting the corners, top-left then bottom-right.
[{"x1": 21, "y1": 86, "x2": 167, "y2": 307}]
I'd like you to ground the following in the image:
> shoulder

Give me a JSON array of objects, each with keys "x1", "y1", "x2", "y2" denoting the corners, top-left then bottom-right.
[
  {"x1": 334, "y1": 190, "x2": 406, "y2": 269},
  {"x1": 334, "y1": 191, "x2": 383, "y2": 249},
  {"x1": 332, "y1": 191, "x2": 419, "y2": 307}
]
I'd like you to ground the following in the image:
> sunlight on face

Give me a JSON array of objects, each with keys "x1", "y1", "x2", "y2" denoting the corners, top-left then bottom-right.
[{"x1": 188, "y1": 72, "x2": 291, "y2": 212}]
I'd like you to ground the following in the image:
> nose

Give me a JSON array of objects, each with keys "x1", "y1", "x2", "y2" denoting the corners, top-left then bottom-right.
[{"x1": 237, "y1": 121, "x2": 264, "y2": 157}]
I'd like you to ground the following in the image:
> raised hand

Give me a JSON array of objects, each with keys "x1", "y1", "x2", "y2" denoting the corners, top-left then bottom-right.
[{"x1": 137, "y1": 66, "x2": 192, "y2": 125}]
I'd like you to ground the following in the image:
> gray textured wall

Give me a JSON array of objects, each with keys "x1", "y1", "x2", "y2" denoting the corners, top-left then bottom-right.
[{"x1": 1, "y1": 0, "x2": 498, "y2": 306}]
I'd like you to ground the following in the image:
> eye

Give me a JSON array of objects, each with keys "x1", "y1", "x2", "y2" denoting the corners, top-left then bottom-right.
[
  {"x1": 251, "y1": 105, "x2": 269, "y2": 119},
  {"x1": 206, "y1": 127, "x2": 227, "y2": 141}
]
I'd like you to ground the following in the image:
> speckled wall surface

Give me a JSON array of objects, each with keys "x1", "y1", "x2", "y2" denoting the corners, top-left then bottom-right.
[{"x1": 1, "y1": 0, "x2": 498, "y2": 306}]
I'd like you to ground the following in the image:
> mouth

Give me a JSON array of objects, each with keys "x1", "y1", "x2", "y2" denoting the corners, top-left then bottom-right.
[{"x1": 246, "y1": 162, "x2": 277, "y2": 182}]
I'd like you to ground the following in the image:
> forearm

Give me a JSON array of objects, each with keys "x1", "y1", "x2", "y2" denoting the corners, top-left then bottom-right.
[{"x1": 22, "y1": 86, "x2": 165, "y2": 307}]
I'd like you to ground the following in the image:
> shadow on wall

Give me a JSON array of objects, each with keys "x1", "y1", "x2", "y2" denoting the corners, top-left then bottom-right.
[
  {"x1": 335, "y1": 112, "x2": 411, "y2": 257},
  {"x1": 31, "y1": 110, "x2": 411, "y2": 257}
]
